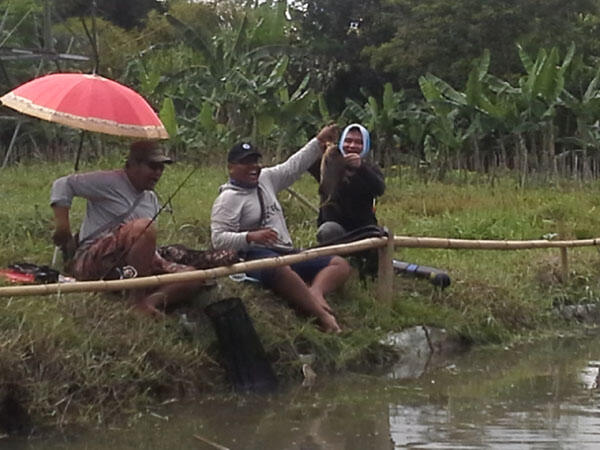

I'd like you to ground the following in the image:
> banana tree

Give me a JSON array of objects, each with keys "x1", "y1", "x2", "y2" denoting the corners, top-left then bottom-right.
[
  {"x1": 560, "y1": 65, "x2": 600, "y2": 179},
  {"x1": 514, "y1": 44, "x2": 574, "y2": 178},
  {"x1": 129, "y1": 1, "x2": 299, "y2": 153},
  {"x1": 462, "y1": 45, "x2": 575, "y2": 181},
  {"x1": 418, "y1": 72, "x2": 479, "y2": 178},
  {"x1": 252, "y1": 65, "x2": 318, "y2": 159}
]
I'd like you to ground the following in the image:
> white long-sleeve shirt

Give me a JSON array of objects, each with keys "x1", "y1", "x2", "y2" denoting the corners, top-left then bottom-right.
[{"x1": 211, "y1": 138, "x2": 322, "y2": 252}]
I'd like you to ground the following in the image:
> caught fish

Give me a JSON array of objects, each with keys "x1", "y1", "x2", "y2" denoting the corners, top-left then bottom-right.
[
  {"x1": 319, "y1": 143, "x2": 346, "y2": 207},
  {"x1": 157, "y1": 244, "x2": 239, "y2": 269}
]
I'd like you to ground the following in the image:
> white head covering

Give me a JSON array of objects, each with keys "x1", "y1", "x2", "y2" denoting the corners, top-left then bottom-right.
[{"x1": 338, "y1": 123, "x2": 371, "y2": 158}]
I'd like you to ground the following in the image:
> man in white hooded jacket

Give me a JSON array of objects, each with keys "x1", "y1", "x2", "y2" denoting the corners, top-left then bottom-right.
[{"x1": 211, "y1": 125, "x2": 350, "y2": 333}]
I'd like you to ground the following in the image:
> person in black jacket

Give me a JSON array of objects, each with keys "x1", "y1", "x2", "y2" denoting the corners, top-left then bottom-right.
[{"x1": 315, "y1": 123, "x2": 386, "y2": 244}]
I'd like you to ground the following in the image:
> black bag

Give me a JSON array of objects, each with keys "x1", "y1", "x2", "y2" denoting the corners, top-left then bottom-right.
[
  {"x1": 204, "y1": 298, "x2": 278, "y2": 393},
  {"x1": 8, "y1": 263, "x2": 60, "y2": 284}
]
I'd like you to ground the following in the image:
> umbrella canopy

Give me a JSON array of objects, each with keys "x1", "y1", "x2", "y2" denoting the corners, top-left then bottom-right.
[{"x1": 0, "y1": 73, "x2": 168, "y2": 139}]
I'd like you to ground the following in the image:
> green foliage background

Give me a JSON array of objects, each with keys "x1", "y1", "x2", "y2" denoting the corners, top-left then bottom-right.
[{"x1": 4, "y1": 0, "x2": 600, "y2": 180}]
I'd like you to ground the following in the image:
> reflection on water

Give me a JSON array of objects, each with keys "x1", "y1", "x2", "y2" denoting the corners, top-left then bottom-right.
[
  {"x1": 389, "y1": 334, "x2": 600, "y2": 449},
  {"x1": 6, "y1": 333, "x2": 600, "y2": 449},
  {"x1": 579, "y1": 361, "x2": 600, "y2": 390}
]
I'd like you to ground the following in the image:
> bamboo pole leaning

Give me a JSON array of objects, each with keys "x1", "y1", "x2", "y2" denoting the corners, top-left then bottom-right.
[
  {"x1": 2, "y1": 235, "x2": 600, "y2": 298},
  {"x1": 0, "y1": 237, "x2": 388, "y2": 297}
]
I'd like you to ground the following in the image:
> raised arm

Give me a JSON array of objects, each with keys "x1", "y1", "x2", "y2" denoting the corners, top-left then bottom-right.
[{"x1": 264, "y1": 124, "x2": 339, "y2": 193}]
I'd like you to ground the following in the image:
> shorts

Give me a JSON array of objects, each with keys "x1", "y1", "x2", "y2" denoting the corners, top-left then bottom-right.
[
  {"x1": 243, "y1": 247, "x2": 333, "y2": 288},
  {"x1": 72, "y1": 219, "x2": 166, "y2": 281}
]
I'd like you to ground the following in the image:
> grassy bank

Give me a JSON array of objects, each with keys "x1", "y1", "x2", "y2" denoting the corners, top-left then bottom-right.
[{"x1": 2, "y1": 156, "x2": 600, "y2": 430}]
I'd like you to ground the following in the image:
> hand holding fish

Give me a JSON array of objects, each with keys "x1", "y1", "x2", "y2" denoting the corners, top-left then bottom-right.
[
  {"x1": 316, "y1": 124, "x2": 340, "y2": 150},
  {"x1": 247, "y1": 228, "x2": 279, "y2": 245}
]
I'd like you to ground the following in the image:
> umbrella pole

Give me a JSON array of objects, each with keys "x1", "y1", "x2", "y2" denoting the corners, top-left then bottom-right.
[
  {"x1": 51, "y1": 246, "x2": 60, "y2": 268},
  {"x1": 73, "y1": 130, "x2": 85, "y2": 171},
  {"x1": 1, "y1": 120, "x2": 22, "y2": 169}
]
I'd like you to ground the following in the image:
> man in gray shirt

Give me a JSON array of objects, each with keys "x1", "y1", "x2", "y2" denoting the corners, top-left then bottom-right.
[
  {"x1": 211, "y1": 125, "x2": 351, "y2": 333},
  {"x1": 50, "y1": 141, "x2": 203, "y2": 316}
]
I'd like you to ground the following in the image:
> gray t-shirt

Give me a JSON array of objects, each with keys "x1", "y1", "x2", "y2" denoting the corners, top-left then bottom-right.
[
  {"x1": 50, "y1": 169, "x2": 159, "y2": 244},
  {"x1": 211, "y1": 138, "x2": 321, "y2": 252}
]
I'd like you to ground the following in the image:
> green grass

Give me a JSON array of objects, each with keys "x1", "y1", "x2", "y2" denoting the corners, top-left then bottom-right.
[{"x1": 2, "y1": 159, "x2": 600, "y2": 428}]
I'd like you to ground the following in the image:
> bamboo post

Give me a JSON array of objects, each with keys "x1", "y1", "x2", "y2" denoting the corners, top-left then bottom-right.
[
  {"x1": 377, "y1": 229, "x2": 394, "y2": 303},
  {"x1": 558, "y1": 221, "x2": 569, "y2": 283},
  {"x1": 560, "y1": 247, "x2": 569, "y2": 282}
]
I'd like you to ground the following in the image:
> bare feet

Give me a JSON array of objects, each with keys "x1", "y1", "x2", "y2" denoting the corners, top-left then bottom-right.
[
  {"x1": 309, "y1": 286, "x2": 335, "y2": 315},
  {"x1": 132, "y1": 291, "x2": 167, "y2": 319},
  {"x1": 133, "y1": 300, "x2": 166, "y2": 318},
  {"x1": 318, "y1": 311, "x2": 342, "y2": 334}
]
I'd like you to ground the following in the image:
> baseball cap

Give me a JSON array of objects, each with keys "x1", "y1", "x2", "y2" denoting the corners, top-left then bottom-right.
[
  {"x1": 128, "y1": 140, "x2": 173, "y2": 164},
  {"x1": 228, "y1": 142, "x2": 262, "y2": 163}
]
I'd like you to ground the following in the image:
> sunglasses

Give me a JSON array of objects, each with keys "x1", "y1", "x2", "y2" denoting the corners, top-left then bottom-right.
[{"x1": 144, "y1": 161, "x2": 165, "y2": 171}]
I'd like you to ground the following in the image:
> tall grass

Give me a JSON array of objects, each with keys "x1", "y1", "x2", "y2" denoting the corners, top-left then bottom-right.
[{"x1": 1, "y1": 160, "x2": 600, "y2": 428}]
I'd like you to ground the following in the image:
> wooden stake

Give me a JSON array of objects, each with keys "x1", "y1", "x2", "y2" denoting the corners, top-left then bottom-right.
[
  {"x1": 560, "y1": 247, "x2": 569, "y2": 282},
  {"x1": 377, "y1": 230, "x2": 394, "y2": 304},
  {"x1": 558, "y1": 221, "x2": 569, "y2": 282}
]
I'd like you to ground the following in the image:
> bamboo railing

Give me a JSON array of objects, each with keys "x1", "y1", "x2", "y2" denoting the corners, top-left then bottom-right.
[
  {"x1": 0, "y1": 235, "x2": 598, "y2": 298},
  {"x1": 0, "y1": 237, "x2": 387, "y2": 297},
  {"x1": 393, "y1": 236, "x2": 600, "y2": 249}
]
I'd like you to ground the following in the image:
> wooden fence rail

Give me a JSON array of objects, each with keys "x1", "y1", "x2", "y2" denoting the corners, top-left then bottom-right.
[
  {"x1": 1, "y1": 235, "x2": 598, "y2": 298},
  {"x1": 393, "y1": 236, "x2": 600, "y2": 249}
]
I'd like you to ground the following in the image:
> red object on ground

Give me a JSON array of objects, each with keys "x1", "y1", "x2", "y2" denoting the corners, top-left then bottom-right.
[
  {"x1": 0, "y1": 269, "x2": 35, "y2": 284},
  {"x1": 0, "y1": 73, "x2": 168, "y2": 139}
]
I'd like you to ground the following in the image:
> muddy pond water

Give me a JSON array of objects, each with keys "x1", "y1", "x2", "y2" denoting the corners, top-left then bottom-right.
[{"x1": 6, "y1": 331, "x2": 600, "y2": 449}]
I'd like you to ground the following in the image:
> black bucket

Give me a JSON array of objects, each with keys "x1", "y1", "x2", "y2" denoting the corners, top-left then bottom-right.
[{"x1": 204, "y1": 297, "x2": 278, "y2": 394}]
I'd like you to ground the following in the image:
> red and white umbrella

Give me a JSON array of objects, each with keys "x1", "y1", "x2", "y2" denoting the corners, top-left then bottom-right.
[{"x1": 0, "y1": 72, "x2": 168, "y2": 139}]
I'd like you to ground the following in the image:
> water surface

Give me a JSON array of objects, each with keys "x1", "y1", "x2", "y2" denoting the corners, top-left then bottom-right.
[{"x1": 6, "y1": 333, "x2": 600, "y2": 449}]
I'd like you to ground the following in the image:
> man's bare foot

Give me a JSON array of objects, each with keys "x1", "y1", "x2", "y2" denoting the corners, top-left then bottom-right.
[
  {"x1": 133, "y1": 299, "x2": 166, "y2": 319},
  {"x1": 309, "y1": 287, "x2": 335, "y2": 315},
  {"x1": 132, "y1": 291, "x2": 169, "y2": 319},
  {"x1": 318, "y1": 311, "x2": 341, "y2": 334}
]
